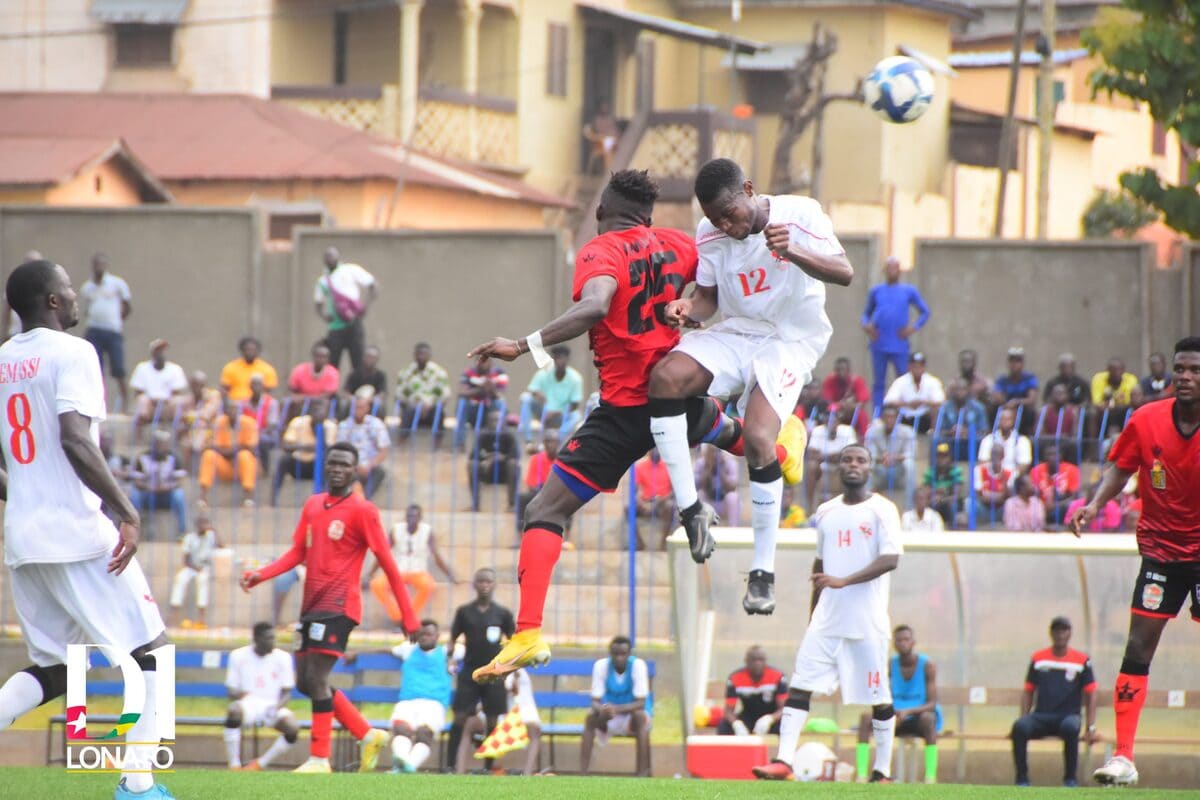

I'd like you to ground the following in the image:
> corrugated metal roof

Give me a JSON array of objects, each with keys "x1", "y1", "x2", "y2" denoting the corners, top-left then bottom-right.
[
  {"x1": 577, "y1": 2, "x2": 765, "y2": 54},
  {"x1": 90, "y1": 0, "x2": 188, "y2": 25},
  {"x1": 948, "y1": 48, "x2": 1089, "y2": 67},
  {"x1": 720, "y1": 43, "x2": 809, "y2": 71}
]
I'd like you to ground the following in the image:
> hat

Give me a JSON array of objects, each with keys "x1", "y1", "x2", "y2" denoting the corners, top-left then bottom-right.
[
  {"x1": 149, "y1": 338, "x2": 168, "y2": 353},
  {"x1": 910, "y1": 351, "x2": 926, "y2": 363},
  {"x1": 1007, "y1": 346, "x2": 1025, "y2": 358},
  {"x1": 353, "y1": 385, "x2": 376, "y2": 402},
  {"x1": 936, "y1": 442, "x2": 950, "y2": 455},
  {"x1": 1050, "y1": 616, "x2": 1072, "y2": 630}
]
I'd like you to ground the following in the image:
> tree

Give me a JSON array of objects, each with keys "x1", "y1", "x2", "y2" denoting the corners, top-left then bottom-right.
[
  {"x1": 1081, "y1": 189, "x2": 1158, "y2": 237},
  {"x1": 1083, "y1": 2, "x2": 1200, "y2": 237}
]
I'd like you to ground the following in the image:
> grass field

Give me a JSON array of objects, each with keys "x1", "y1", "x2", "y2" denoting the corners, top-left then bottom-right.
[{"x1": 1, "y1": 768, "x2": 1191, "y2": 800}]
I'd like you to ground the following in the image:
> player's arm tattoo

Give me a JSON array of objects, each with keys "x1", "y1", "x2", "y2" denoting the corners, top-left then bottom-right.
[
  {"x1": 527, "y1": 276, "x2": 618, "y2": 348},
  {"x1": 782, "y1": 246, "x2": 854, "y2": 287},
  {"x1": 59, "y1": 411, "x2": 138, "y2": 525}
]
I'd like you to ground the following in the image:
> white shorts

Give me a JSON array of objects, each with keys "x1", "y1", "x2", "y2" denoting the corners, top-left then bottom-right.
[
  {"x1": 169, "y1": 566, "x2": 210, "y2": 609},
  {"x1": 10, "y1": 554, "x2": 165, "y2": 667},
  {"x1": 674, "y1": 328, "x2": 820, "y2": 423},
  {"x1": 791, "y1": 633, "x2": 892, "y2": 707},
  {"x1": 236, "y1": 695, "x2": 287, "y2": 727},
  {"x1": 391, "y1": 699, "x2": 447, "y2": 733},
  {"x1": 597, "y1": 711, "x2": 652, "y2": 745}
]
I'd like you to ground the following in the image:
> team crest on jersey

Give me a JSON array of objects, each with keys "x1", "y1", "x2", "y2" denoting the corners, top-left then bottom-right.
[
  {"x1": 1142, "y1": 582, "x2": 1164, "y2": 611},
  {"x1": 327, "y1": 520, "x2": 345, "y2": 541},
  {"x1": 859, "y1": 524, "x2": 874, "y2": 538},
  {"x1": 1150, "y1": 459, "x2": 1166, "y2": 490}
]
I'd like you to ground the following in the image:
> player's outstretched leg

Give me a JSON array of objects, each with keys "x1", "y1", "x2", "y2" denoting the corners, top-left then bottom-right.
[
  {"x1": 0, "y1": 664, "x2": 66, "y2": 732},
  {"x1": 868, "y1": 704, "x2": 896, "y2": 783},
  {"x1": 332, "y1": 689, "x2": 389, "y2": 771},
  {"x1": 753, "y1": 690, "x2": 810, "y2": 780}
]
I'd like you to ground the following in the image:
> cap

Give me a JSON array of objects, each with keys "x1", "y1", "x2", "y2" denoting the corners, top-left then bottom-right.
[
  {"x1": 910, "y1": 351, "x2": 926, "y2": 363},
  {"x1": 1007, "y1": 346, "x2": 1025, "y2": 358},
  {"x1": 936, "y1": 442, "x2": 950, "y2": 455},
  {"x1": 149, "y1": 338, "x2": 168, "y2": 353},
  {"x1": 353, "y1": 385, "x2": 377, "y2": 402},
  {"x1": 1050, "y1": 616, "x2": 1072, "y2": 631}
]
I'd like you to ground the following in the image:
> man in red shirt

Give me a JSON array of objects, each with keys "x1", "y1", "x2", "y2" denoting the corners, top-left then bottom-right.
[
  {"x1": 634, "y1": 450, "x2": 675, "y2": 548},
  {"x1": 821, "y1": 356, "x2": 871, "y2": 437},
  {"x1": 1070, "y1": 336, "x2": 1200, "y2": 786},
  {"x1": 1029, "y1": 444, "x2": 1081, "y2": 527},
  {"x1": 287, "y1": 342, "x2": 340, "y2": 400},
  {"x1": 240, "y1": 442, "x2": 418, "y2": 773}
]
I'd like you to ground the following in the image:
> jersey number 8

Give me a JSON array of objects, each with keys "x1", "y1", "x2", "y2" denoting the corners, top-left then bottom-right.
[{"x1": 6, "y1": 393, "x2": 35, "y2": 464}]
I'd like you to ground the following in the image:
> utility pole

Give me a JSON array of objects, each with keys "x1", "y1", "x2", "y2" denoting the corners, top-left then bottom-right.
[
  {"x1": 1036, "y1": 0, "x2": 1057, "y2": 238},
  {"x1": 993, "y1": 0, "x2": 1029, "y2": 237}
]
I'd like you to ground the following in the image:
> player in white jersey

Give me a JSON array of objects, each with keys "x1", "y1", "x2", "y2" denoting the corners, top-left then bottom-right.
[
  {"x1": 223, "y1": 623, "x2": 299, "y2": 770},
  {"x1": 647, "y1": 158, "x2": 854, "y2": 616},
  {"x1": 0, "y1": 259, "x2": 173, "y2": 800},
  {"x1": 752, "y1": 444, "x2": 902, "y2": 783}
]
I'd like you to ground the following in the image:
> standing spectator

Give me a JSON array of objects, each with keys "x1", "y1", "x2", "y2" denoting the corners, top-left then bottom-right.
[
  {"x1": 804, "y1": 408, "x2": 859, "y2": 511},
  {"x1": 1011, "y1": 617, "x2": 1098, "y2": 787},
  {"x1": 459, "y1": 354, "x2": 509, "y2": 443},
  {"x1": 129, "y1": 430, "x2": 189, "y2": 537},
  {"x1": 522, "y1": 344, "x2": 584, "y2": 438},
  {"x1": 243, "y1": 375, "x2": 280, "y2": 472},
  {"x1": 1043, "y1": 353, "x2": 1091, "y2": 407},
  {"x1": 1029, "y1": 444, "x2": 1081, "y2": 527},
  {"x1": 1003, "y1": 475, "x2": 1046, "y2": 532},
  {"x1": 861, "y1": 256, "x2": 931, "y2": 412},
  {"x1": 181, "y1": 370, "x2": 223, "y2": 468},
  {"x1": 199, "y1": 401, "x2": 260, "y2": 507},
  {"x1": 288, "y1": 342, "x2": 341, "y2": 402},
  {"x1": 79, "y1": 252, "x2": 132, "y2": 410},
  {"x1": 993, "y1": 347, "x2": 1039, "y2": 435},
  {"x1": 1090, "y1": 357, "x2": 1139, "y2": 437},
  {"x1": 866, "y1": 405, "x2": 916, "y2": 506},
  {"x1": 821, "y1": 356, "x2": 872, "y2": 438},
  {"x1": 583, "y1": 102, "x2": 620, "y2": 174},
  {"x1": 129, "y1": 339, "x2": 188, "y2": 442},
  {"x1": 343, "y1": 344, "x2": 387, "y2": 401},
  {"x1": 1137, "y1": 352, "x2": 1173, "y2": 405},
  {"x1": 902, "y1": 486, "x2": 945, "y2": 533},
  {"x1": 634, "y1": 450, "x2": 675, "y2": 550},
  {"x1": 168, "y1": 513, "x2": 219, "y2": 629},
  {"x1": 468, "y1": 413, "x2": 520, "y2": 512},
  {"x1": 1039, "y1": 384, "x2": 1081, "y2": 462},
  {"x1": 923, "y1": 443, "x2": 964, "y2": 527},
  {"x1": 957, "y1": 349, "x2": 992, "y2": 404},
  {"x1": 935, "y1": 379, "x2": 988, "y2": 460},
  {"x1": 271, "y1": 398, "x2": 335, "y2": 505},
  {"x1": 221, "y1": 336, "x2": 279, "y2": 402},
  {"x1": 517, "y1": 431, "x2": 562, "y2": 537},
  {"x1": 695, "y1": 443, "x2": 741, "y2": 528},
  {"x1": 314, "y1": 246, "x2": 377, "y2": 373},
  {"x1": 975, "y1": 442, "x2": 1014, "y2": 520},
  {"x1": 365, "y1": 504, "x2": 458, "y2": 621},
  {"x1": 883, "y1": 352, "x2": 945, "y2": 433},
  {"x1": 336, "y1": 386, "x2": 390, "y2": 500},
  {"x1": 396, "y1": 342, "x2": 451, "y2": 437},
  {"x1": 979, "y1": 408, "x2": 1033, "y2": 476},
  {"x1": 719, "y1": 645, "x2": 786, "y2": 736},
  {"x1": 581, "y1": 636, "x2": 652, "y2": 777}
]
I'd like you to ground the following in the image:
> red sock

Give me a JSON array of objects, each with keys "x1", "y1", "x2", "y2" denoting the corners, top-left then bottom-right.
[
  {"x1": 517, "y1": 526, "x2": 564, "y2": 631},
  {"x1": 1113, "y1": 673, "x2": 1148, "y2": 759},
  {"x1": 333, "y1": 689, "x2": 372, "y2": 740},
  {"x1": 725, "y1": 419, "x2": 745, "y2": 457},
  {"x1": 311, "y1": 706, "x2": 333, "y2": 759}
]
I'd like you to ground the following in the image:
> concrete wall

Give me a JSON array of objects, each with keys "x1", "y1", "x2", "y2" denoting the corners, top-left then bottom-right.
[
  {"x1": 818, "y1": 233, "x2": 880, "y2": 379},
  {"x1": 1150, "y1": 266, "x2": 1184, "y2": 357},
  {"x1": 1187, "y1": 243, "x2": 1199, "y2": 336}
]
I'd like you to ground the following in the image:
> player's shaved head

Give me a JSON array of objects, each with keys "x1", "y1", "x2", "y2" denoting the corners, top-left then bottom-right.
[
  {"x1": 598, "y1": 169, "x2": 659, "y2": 227},
  {"x1": 1176, "y1": 336, "x2": 1200, "y2": 355},
  {"x1": 7, "y1": 259, "x2": 60, "y2": 319},
  {"x1": 694, "y1": 158, "x2": 746, "y2": 205}
]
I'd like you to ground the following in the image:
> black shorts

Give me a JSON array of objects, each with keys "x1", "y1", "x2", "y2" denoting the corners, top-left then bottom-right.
[
  {"x1": 1131, "y1": 558, "x2": 1200, "y2": 620},
  {"x1": 453, "y1": 672, "x2": 508, "y2": 718},
  {"x1": 295, "y1": 614, "x2": 357, "y2": 657},
  {"x1": 896, "y1": 715, "x2": 925, "y2": 738},
  {"x1": 554, "y1": 397, "x2": 722, "y2": 495}
]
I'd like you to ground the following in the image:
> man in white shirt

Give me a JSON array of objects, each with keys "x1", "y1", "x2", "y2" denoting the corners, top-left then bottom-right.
[
  {"x1": 224, "y1": 623, "x2": 299, "y2": 770},
  {"x1": 978, "y1": 407, "x2": 1034, "y2": 476},
  {"x1": 129, "y1": 339, "x2": 188, "y2": 442},
  {"x1": 581, "y1": 636, "x2": 652, "y2": 777},
  {"x1": 79, "y1": 252, "x2": 132, "y2": 411},
  {"x1": 804, "y1": 410, "x2": 859, "y2": 512},
  {"x1": 169, "y1": 514, "x2": 219, "y2": 628},
  {"x1": 753, "y1": 444, "x2": 903, "y2": 783},
  {"x1": 314, "y1": 246, "x2": 377, "y2": 374},
  {"x1": 883, "y1": 352, "x2": 945, "y2": 434},
  {"x1": 647, "y1": 157, "x2": 854, "y2": 616},
  {"x1": 902, "y1": 486, "x2": 946, "y2": 533},
  {"x1": 0, "y1": 259, "x2": 171, "y2": 799},
  {"x1": 335, "y1": 385, "x2": 391, "y2": 499}
]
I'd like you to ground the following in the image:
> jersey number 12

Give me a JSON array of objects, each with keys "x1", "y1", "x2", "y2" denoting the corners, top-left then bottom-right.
[
  {"x1": 6, "y1": 393, "x2": 35, "y2": 464},
  {"x1": 738, "y1": 268, "x2": 771, "y2": 297}
]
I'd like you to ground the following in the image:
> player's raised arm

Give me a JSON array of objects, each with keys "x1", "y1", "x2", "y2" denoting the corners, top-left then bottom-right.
[
  {"x1": 763, "y1": 223, "x2": 853, "y2": 287},
  {"x1": 365, "y1": 506, "x2": 419, "y2": 634}
]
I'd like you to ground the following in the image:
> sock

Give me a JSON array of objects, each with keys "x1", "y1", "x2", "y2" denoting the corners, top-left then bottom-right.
[
  {"x1": 722, "y1": 418, "x2": 746, "y2": 457},
  {"x1": 409, "y1": 741, "x2": 432, "y2": 770},
  {"x1": 775, "y1": 703, "x2": 808, "y2": 764},
  {"x1": 0, "y1": 670, "x2": 47, "y2": 731},
  {"x1": 648, "y1": 402, "x2": 699, "y2": 510},
  {"x1": 223, "y1": 726, "x2": 242, "y2": 768},
  {"x1": 1114, "y1": 659, "x2": 1150, "y2": 760},
  {"x1": 872, "y1": 716, "x2": 896, "y2": 777},
  {"x1": 856, "y1": 741, "x2": 870, "y2": 780},
  {"x1": 392, "y1": 734, "x2": 413, "y2": 763},
  {"x1": 749, "y1": 462, "x2": 783, "y2": 573},
  {"x1": 257, "y1": 734, "x2": 293, "y2": 768},
  {"x1": 731, "y1": 719, "x2": 749, "y2": 736},
  {"x1": 924, "y1": 743, "x2": 939, "y2": 784},
  {"x1": 447, "y1": 722, "x2": 463, "y2": 769},
  {"x1": 122, "y1": 670, "x2": 159, "y2": 793},
  {"x1": 311, "y1": 697, "x2": 334, "y2": 760},
  {"x1": 332, "y1": 689, "x2": 371, "y2": 740},
  {"x1": 516, "y1": 524, "x2": 564, "y2": 631}
]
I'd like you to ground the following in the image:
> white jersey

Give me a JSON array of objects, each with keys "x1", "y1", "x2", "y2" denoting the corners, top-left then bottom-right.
[
  {"x1": 181, "y1": 529, "x2": 218, "y2": 570},
  {"x1": 0, "y1": 328, "x2": 117, "y2": 567},
  {"x1": 392, "y1": 521, "x2": 431, "y2": 573},
  {"x1": 226, "y1": 645, "x2": 295, "y2": 705},
  {"x1": 809, "y1": 493, "x2": 904, "y2": 639},
  {"x1": 696, "y1": 194, "x2": 843, "y2": 345}
]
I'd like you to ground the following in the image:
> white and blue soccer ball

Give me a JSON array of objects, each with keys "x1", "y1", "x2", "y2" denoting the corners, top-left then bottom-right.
[{"x1": 862, "y1": 56, "x2": 935, "y2": 124}]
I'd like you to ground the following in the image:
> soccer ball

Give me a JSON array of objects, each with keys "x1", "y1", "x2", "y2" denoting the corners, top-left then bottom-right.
[{"x1": 862, "y1": 56, "x2": 935, "y2": 124}]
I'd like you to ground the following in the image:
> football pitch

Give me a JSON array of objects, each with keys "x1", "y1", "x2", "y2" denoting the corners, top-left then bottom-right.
[{"x1": 0, "y1": 768, "x2": 1191, "y2": 800}]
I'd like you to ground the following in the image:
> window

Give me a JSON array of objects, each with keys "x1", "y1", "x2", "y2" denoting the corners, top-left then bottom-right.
[
  {"x1": 268, "y1": 213, "x2": 324, "y2": 243},
  {"x1": 114, "y1": 24, "x2": 174, "y2": 67},
  {"x1": 546, "y1": 22, "x2": 568, "y2": 97},
  {"x1": 1152, "y1": 121, "x2": 1166, "y2": 157}
]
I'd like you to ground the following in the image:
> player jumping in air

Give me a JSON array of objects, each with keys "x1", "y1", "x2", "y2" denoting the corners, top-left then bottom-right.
[
  {"x1": 649, "y1": 157, "x2": 853, "y2": 616},
  {"x1": 752, "y1": 444, "x2": 902, "y2": 782},
  {"x1": 240, "y1": 442, "x2": 419, "y2": 772},
  {"x1": 0, "y1": 259, "x2": 173, "y2": 799},
  {"x1": 1070, "y1": 336, "x2": 1200, "y2": 787}
]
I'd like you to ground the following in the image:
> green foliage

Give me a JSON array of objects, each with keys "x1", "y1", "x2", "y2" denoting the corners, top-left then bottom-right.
[
  {"x1": 1081, "y1": 188, "x2": 1158, "y2": 237},
  {"x1": 1083, "y1": 2, "x2": 1200, "y2": 237}
]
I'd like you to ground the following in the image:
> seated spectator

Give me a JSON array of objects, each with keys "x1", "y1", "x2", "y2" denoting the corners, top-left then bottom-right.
[
  {"x1": 199, "y1": 401, "x2": 259, "y2": 507},
  {"x1": 382, "y1": 620, "x2": 454, "y2": 774},
  {"x1": 468, "y1": 412, "x2": 519, "y2": 512},
  {"x1": 242, "y1": 374, "x2": 280, "y2": 473},
  {"x1": 180, "y1": 370, "x2": 223, "y2": 468},
  {"x1": 366, "y1": 504, "x2": 458, "y2": 622},
  {"x1": 522, "y1": 344, "x2": 584, "y2": 439},
  {"x1": 779, "y1": 485, "x2": 807, "y2": 529},
  {"x1": 396, "y1": 341, "x2": 451, "y2": 438},
  {"x1": 129, "y1": 430, "x2": 188, "y2": 537},
  {"x1": 1065, "y1": 468, "x2": 1123, "y2": 533},
  {"x1": 794, "y1": 380, "x2": 825, "y2": 427},
  {"x1": 129, "y1": 338, "x2": 188, "y2": 442},
  {"x1": 1003, "y1": 475, "x2": 1046, "y2": 532},
  {"x1": 993, "y1": 347, "x2": 1039, "y2": 435},
  {"x1": 902, "y1": 486, "x2": 945, "y2": 533},
  {"x1": 821, "y1": 356, "x2": 871, "y2": 437},
  {"x1": 1029, "y1": 444, "x2": 1081, "y2": 528},
  {"x1": 581, "y1": 636, "x2": 652, "y2": 777},
  {"x1": 975, "y1": 442, "x2": 1015, "y2": 519},
  {"x1": 804, "y1": 407, "x2": 858, "y2": 511},
  {"x1": 633, "y1": 450, "x2": 674, "y2": 550},
  {"x1": 223, "y1": 623, "x2": 300, "y2": 771},
  {"x1": 1137, "y1": 351, "x2": 1173, "y2": 405},
  {"x1": 1043, "y1": 353, "x2": 1091, "y2": 408},
  {"x1": 719, "y1": 646, "x2": 785, "y2": 737},
  {"x1": 220, "y1": 336, "x2": 278, "y2": 402},
  {"x1": 883, "y1": 351, "x2": 944, "y2": 434},
  {"x1": 343, "y1": 344, "x2": 387, "y2": 401},
  {"x1": 168, "y1": 512, "x2": 219, "y2": 629},
  {"x1": 957, "y1": 348, "x2": 992, "y2": 404},
  {"x1": 271, "y1": 398, "x2": 335, "y2": 505},
  {"x1": 1090, "y1": 357, "x2": 1138, "y2": 437},
  {"x1": 1039, "y1": 384, "x2": 1081, "y2": 462},
  {"x1": 978, "y1": 408, "x2": 1033, "y2": 476},
  {"x1": 935, "y1": 379, "x2": 988, "y2": 461},
  {"x1": 866, "y1": 404, "x2": 916, "y2": 505},
  {"x1": 695, "y1": 443, "x2": 741, "y2": 527},
  {"x1": 923, "y1": 443, "x2": 964, "y2": 527},
  {"x1": 458, "y1": 354, "x2": 509, "y2": 445},
  {"x1": 517, "y1": 432, "x2": 572, "y2": 542},
  {"x1": 336, "y1": 386, "x2": 390, "y2": 499},
  {"x1": 288, "y1": 341, "x2": 340, "y2": 401}
]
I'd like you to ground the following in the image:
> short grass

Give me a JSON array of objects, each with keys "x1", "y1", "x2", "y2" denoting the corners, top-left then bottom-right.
[{"x1": 1, "y1": 769, "x2": 1192, "y2": 800}]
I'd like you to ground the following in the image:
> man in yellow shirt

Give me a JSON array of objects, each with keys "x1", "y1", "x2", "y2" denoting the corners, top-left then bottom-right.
[
  {"x1": 221, "y1": 336, "x2": 279, "y2": 402},
  {"x1": 1090, "y1": 357, "x2": 1139, "y2": 440},
  {"x1": 199, "y1": 401, "x2": 260, "y2": 507}
]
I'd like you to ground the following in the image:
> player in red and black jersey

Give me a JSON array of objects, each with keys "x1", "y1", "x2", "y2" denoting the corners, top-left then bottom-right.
[
  {"x1": 240, "y1": 442, "x2": 418, "y2": 773},
  {"x1": 1070, "y1": 336, "x2": 1200, "y2": 786},
  {"x1": 467, "y1": 171, "x2": 747, "y2": 683},
  {"x1": 720, "y1": 646, "x2": 787, "y2": 736}
]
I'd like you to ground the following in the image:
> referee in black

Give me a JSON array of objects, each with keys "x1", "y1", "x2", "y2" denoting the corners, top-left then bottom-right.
[{"x1": 448, "y1": 568, "x2": 515, "y2": 770}]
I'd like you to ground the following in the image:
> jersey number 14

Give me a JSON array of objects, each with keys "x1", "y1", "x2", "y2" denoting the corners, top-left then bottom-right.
[{"x1": 6, "y1": 393, "x2": 35, "y2": 464}]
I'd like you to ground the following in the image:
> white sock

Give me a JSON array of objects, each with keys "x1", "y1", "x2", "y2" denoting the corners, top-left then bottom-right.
[
  {"x1": 223, "y1": 726, "x2": 242, "y2": 768},
  {"x1": 872, "y1": 716, "x2": 896, "y2": 777},
  {"x1": 0, "y1": 670, "x2": 45, "y2": 731},
  {"x1": 122, "y1": 670, "x2": 159, "y2": 793},
  {"x1": 775, "y1": 706, "x2": 808, "y2": 764},
  {"x1": 409, "y1": 741, "x2": 432, "y2": 770},
  {"x1": 749, "y1": 475, "x2": 783, "y2": 572},
  {"x1": 732, "y1": 719, "x2": 750, "y2": 737},
  {"x1": 257, "y1": 734, "x2": 293, "y2": 768},
  {"x1": 391, "y1": 734, "x2": 413, "y2": 763},
  {"x1": 649, "y1": 413, "x2": 699, "y2": 510}
]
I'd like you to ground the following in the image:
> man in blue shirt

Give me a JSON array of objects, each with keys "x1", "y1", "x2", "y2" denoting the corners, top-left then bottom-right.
[
  {"x1": 993, "y1": 347, "x2": 1039, "y2": 435},
  {"x1": 581, "y1": 636, "x2": 652, "y2": 776},
  {"x1": 862, "y1": 257, "x2": 931, "y2": 413},
  {"x1": 386, "y1": 619, "x2": 455, "y2": 773}
]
